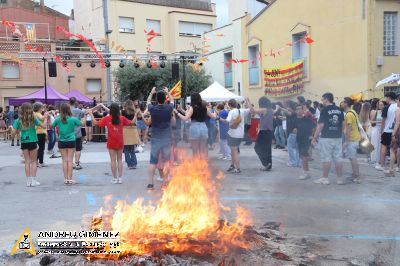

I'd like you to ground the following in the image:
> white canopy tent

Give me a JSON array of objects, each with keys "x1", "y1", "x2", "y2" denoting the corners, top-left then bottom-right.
[
  {"x1": 186, "y1": 81, "x2": 244, "y2": 103},
  {"x1": 376, "y1": 73, "x2": 400, "y2": 87}
]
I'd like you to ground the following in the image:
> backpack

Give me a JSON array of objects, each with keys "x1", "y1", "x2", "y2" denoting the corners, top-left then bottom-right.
[{"x1": 230, "y1": 110, "x2": 242, "y2": 129}]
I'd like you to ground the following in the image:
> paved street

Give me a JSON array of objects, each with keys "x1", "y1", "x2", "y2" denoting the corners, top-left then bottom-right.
[{"x1": 0, "y1": 141, "x2": 399, "y2": 265}]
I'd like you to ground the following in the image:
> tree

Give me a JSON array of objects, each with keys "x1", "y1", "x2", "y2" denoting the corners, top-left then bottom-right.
[{"x1": 115, "y1": 63, "x2": 212, "y2": 101}]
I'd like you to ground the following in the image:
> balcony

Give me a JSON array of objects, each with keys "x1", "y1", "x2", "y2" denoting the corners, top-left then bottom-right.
[
  {"x1": 0, "y1": 40, "x2": 52, "y2": 53},
  {"x1": 224, "y1": 71, "x2": 232, "y2": 88},
  {"x1": 249, "y1": 67, "x2": 260, "y2": 86}
]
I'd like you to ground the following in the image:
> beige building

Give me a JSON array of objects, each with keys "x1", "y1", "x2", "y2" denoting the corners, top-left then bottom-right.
[
  {"x1": 241, "y1": 0, "x2": 400, "y2": 102},
  {"x1": 73, "y1": 0, "x2": 217, "y2": 54}
]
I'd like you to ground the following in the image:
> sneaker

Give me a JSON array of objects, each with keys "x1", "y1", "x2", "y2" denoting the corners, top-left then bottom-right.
[
  {"x1": 232, "y1": 168, "x2": 241, "y2": 174},
  {"x1": 298, "y1": 172, "x2": 311, "y2": 180},
  {"x1": 117, "y1": 178, "x2": 122, "y2": 184},
  {"x1": 352, "y1": 177, "x2": 361, "y2": 184},
  {"x1": 26, "y1": 177, "x2": 32, "y2": 187},
  {"x1": 17, "y1": 141, "x2": 20, "y2": 146},
  {"x1": 313, "y1": 178, "x2": 330, "y2": 185},
  {"x1": 218, "y1": 155, "x2": 224, "y2": 160},
  {"x1": 147, "y1": 184, "x2": 154, "y2": 190},
  {"x1": 375, "y1": 165, "x2": 384, "y2": 171},
  {"x1": 128, "y1": 165, "x2": 137, "y2": 169},
  {"x1": 47, "y1": 150, "x2": 53, "y2": 155},
  {"x1": 38, "y1": 163, "x2": 48, "y2": 168},
  {"x1": 11, "y1": 141, "x2": 14, "y2": 146},
  {"x1": 75, "y1": 163, "x2": 82, "y2": 170},
  {"x1": 156, "y1": 176, "x2": 164, "y2": 182},
  {"x1": 30, "y1": 178, "x2": 41, "y2": 187},
  {"x1": 111, "y1": 178, "x2": 119, "y2": 184},
  {"x1": 336, "y1": 178, "x2": 345, "y2": 185},
  {"x1": 227, "y1": 165, "x2": 235, "y2": 173}
]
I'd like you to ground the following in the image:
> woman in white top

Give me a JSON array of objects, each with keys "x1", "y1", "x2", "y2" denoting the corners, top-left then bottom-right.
[
  {"x1": 370, "y1": 99, "x2": 385, "y2": 167},
  {"x1": 85, "y1": 107, "x2": 93, "y2": 142}
]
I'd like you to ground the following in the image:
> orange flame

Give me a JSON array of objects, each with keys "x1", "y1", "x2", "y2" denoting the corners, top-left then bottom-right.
[{"x1": 90, "y1": 157, "x2": 253, "y2": 259}]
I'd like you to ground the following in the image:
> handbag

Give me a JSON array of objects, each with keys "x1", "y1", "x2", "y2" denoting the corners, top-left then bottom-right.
[
  {"x1": 230, "y1": 110, "x2": 242, "y2": 129},
  {"x1": 123, "y1": 126, "x2": 140, "y2": 145},
  {"x1": 348, "y1": 111, "x2": 374, "y2": 153}
]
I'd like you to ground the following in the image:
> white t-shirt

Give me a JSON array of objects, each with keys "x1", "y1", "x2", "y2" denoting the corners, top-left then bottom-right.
[
  {"x1": 384, "y1": 103, "x2": 399, "y2": 133},
  {"x1": 226, "y1": 108, "x2": 250, "y2": 138}
]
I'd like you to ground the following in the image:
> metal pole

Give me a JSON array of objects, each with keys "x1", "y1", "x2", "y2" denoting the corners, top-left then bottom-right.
[
  {"x1": 182, "y1": 57, "x2": 186, "y2": 104},
  {"x1": 43, "y1": 57, "x2": 47, "y2": 104},
  {"x1": 238, "y1": 82, "x2": 241, "y2": 96},
  {"x1": 103, "y1": 0, "x2": 112, "y2": 105}
]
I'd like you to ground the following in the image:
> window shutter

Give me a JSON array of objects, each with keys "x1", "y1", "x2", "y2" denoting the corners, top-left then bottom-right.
[
  {"x1": 2, "y1": 62, "x2": 20, "y2": 79},
  {"x1": 87, "y1": 79, "x2": 101, "y2": 93}
]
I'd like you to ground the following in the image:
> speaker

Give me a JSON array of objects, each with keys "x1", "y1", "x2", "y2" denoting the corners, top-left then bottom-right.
[
  {"x1": 171, "y1": 62, "x2": 179, "y2": 80},
  {"x1": 48, "y1": 61, "x2": 57, "y2": 77}
]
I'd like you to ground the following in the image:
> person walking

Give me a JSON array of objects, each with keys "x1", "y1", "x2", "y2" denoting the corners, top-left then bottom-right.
[
  {"x1": 51, "y1": 103, "x2": 86, "y2": 185},
  {"x1": 175, "y1": 93, "x2": 216, "y2": 158},
  {"x1": 33, "y1": 103, "x2": 47, "y2": 168},
  {"x1": 146, "y1": 87, "x2": 175, "y2": 190},
  {"x1": 69, "y1": 97, "x2": 85, "y2": 170},
  {"x1": 216, "y1": 104, "x2": 231, "y2": 160},
  {"x1": 90, "y1": 103, "x2": 134, "y2": 184},
  {"x1": 370, "y1": 99, "x2": 384, "y2": 167},
  {"x1": 342, "y1": 97, "x2": 362, "y2": 183},
  {"x1": 312, "y1": 93, "x2": 345, "y2": 185},
  {"x1": 377, "y1": 92, "x2": 398, "y2": 171},
  {"x1": 273, "y1": 102, "x2": 285, "y2": 149},
  {"x1": 11, "y1": 103, "x2": 47, "y2": 187},
  {"x1": 121, "y1": 100, "x2": 139, "y2": 170},
  {"x1": 284, "y1": 101, "x2": 301, "y2": 167},
  {"x1": 295, "y1": 104, "x2": 315, "y2": 180},
  {"x1": 248, "y1": 96, "x2": 274, "y2": 171}
]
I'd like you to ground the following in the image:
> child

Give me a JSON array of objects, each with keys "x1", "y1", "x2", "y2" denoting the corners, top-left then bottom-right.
[
  {"x1": 51, "y1": 103, "x2": 86, "y2": 185},
  {"x1": 90, "y1": 103, "x2": 134, "y2": 184},
  {"x1": 216, "y1": 104, "x2": 231, "y2": 160},
  {"x1": 295, "y1": 104, "x2": 315, "y2": 180},
  {"x1": 11, "y1": 103, "x2": 47, "y2": 187}
]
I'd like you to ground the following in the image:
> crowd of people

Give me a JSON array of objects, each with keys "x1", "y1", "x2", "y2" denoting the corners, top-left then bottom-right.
[{"x1": 0, "y1": 87, "x2": 393, "y2": 189}]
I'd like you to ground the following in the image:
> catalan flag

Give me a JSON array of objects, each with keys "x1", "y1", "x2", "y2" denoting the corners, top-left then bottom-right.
[
  {"x1": 169, "y1": 80, "x2": 182, "y2": 99},
  {"x1": 25, "y1": 23, "x2": 36, "y2": 42}
]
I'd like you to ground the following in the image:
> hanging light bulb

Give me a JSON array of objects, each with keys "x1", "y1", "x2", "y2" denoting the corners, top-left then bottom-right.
[
  {"x1": 90, "y1": 61, "x2": 96, "y2": 68},
  {"x1": 76, "y1": 61, "x2": 82, "y2": 68}
]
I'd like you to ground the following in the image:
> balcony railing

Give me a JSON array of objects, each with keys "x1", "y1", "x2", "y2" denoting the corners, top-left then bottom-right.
[
  {"x1": 0, "y1": 40, "x2": 52, "y2": 53},
  {"x1": 249, "y1": 67, "x2": 260, "y2": 86},
  {"x1": 224, "y1": 71, "x2": 232, "y2": 88}
]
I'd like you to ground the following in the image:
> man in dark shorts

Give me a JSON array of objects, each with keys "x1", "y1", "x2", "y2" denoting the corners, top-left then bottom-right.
[
  {"x1": 295, "y1": 104, "x2": 315, "y2": 180},
  {"x1": 69, "y1": 97, "x2": 85, "y2": 170}
]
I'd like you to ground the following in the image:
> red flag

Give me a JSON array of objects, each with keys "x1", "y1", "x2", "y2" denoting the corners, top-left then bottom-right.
[
  {"x1": 306, "y1": 37, "x2": 314, "y2": 44},
  {"x1": 147, "y1": 36, "x2": 156, "y2": 43}
]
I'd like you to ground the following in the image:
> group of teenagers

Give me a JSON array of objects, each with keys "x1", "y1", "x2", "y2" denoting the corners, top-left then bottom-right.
[{"x1": 8, "y1": 83, "x2": 390, "y2": 189}]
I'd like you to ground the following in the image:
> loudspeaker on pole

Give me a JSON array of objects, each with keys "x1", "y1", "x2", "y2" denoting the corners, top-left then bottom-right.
[
  {"x1": 48, "y1": 61, "x2": 57, "y2": 77},
  {"x1": 171, "y1": 62, "x2": 179, "y2": 80}
]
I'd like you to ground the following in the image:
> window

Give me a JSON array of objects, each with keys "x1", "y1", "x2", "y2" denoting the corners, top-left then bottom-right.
[
  {"x1": 119, "y1": 17, "x2": 134, "y2": 33},
  {"x1": 384, "y1": 85, "x2": 400, "y2": 95},
  {"x1": 146, "y1": 19, "x2": 161, "y2": 34},
  {"x1": 384, "y1": 12, "x2": 398, "y2": 56},
  {"x1": 179, "y1": 21, "x2": 212, "y2": 37},
  {"x1": 224, "y1": 52, "x2": 233, "y2": 88},
  {"x1": 87, "y1": 79, "x2": 102, "y2": 93},
  {"x1": 2, "y1": 61, "x2": 20, "y2": 79},
  {"x1": 292, "y1": 31, "x2": 308, "y2": 77},
  {"x1": 248, "y1": 45, "x2": 259, "y2": 86}
]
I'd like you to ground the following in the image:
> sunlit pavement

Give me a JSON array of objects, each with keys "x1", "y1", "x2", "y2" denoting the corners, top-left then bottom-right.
[{"x1": 0, "y1": 140, "x2": 399, "y2": 264}]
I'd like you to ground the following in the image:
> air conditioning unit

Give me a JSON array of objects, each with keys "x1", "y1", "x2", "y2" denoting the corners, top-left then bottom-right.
[{"x1": 376, "y1": 56, "x2": 384, "y2": 66}]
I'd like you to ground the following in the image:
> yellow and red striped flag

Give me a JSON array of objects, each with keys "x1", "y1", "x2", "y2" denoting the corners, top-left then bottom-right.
[
  {"x1": 169, "y1": 80, "x2": 182, "y2": 99},
  {"x1": 25, "y1": 24, "x2": 36, "y2": 42}
]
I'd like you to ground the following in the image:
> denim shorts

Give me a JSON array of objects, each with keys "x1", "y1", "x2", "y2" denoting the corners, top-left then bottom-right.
[
  {"x1": 150, "y1": 138, "x2": 171, "y2": 165},
  {"x1": 189, "y1": 122, "x2": 208, "y2": 140},
  {"x1": 319, "y1": 138, "x2": 342, "y2": 163},
  {"x1": 344, "y1": 141, "x2": 359, "y2": 159}
]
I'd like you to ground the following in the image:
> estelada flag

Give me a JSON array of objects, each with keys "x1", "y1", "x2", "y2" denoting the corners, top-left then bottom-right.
[
  {"x1": 25, "y1": 23, "x2": 36, "y2": 42},
  {"x1": 169, "y1": 80, "x2": 182, "y2": 99}
]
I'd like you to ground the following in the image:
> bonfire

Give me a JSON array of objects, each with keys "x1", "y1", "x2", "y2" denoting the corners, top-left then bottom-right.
[{"x1": 90, "y1": 157, "x2": 254, "y2": 260}]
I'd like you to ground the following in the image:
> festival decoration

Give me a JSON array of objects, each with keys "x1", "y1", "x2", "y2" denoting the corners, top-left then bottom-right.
[
  {"x1": 169, "y1": 80, "x2": 182, "y2": 99},
  {"x1": 56, "y1": 26, "x2": 106, "y2": 68},
  {"x1": 24, "y1": 24, "x2": 36, "y2": 42},
  {"x1": 264, "y1": 61, "x2": 304, "y2": 98},
  {"x1": 350, "y1": 93, "x2": 364, "y2": 102},
  {"x1": 376, "y1": 73, "x2": 400, "y2": 87}
]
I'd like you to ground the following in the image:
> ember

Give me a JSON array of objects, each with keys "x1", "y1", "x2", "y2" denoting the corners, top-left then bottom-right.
[{"x1": 90, "y1": 157, "x2": 254, "y2": 259}]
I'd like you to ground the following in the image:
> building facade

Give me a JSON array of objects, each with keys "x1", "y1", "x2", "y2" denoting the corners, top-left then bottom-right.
[
  {"x1": 0, "y1": 0, "x2": 105, "y2": 106},
  {"x1": 242, "y1": 0, "x2": 399, "y2": 102},
  {"x1": 73, "y1": 0, "x2": 217, "y2": 54}
]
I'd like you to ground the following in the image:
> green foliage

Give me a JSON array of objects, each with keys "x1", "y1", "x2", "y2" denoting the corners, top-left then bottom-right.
[{"x1": 115, "y1": 63, "x2": 212, "y2": 101}]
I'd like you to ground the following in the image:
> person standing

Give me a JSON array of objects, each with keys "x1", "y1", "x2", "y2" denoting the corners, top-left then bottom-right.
[
  {"x1": 11, "y1": 103, "x2": 47, "y2": 187},
  {"x1": 295, "y1": 104, "x2": 315, "y2": 180},
  {"x1": 51, "y1": 103, "x2": 86, "y2": 185},
  {"x1": 342, "y1": 98, "x2": 362, "y2": 183},
  {"x1": 9, "y1": 106, "x2": 20, "y2": 146},
  {"x1": 33, "y1": 102, "x2": 47, "y2": 168},
  {"x1": 69, "y1": 97, "x2": 85, "y2": 170},
  {"x1": 312, "y1": 92, "x2": 345, "y2": 185},
  {"x1": 223, "y1": 99, "x2": 250, "y2": 174},
  {"x1": 248, "y1": 96, "x2": 274, "y2": 171},
  {"x1": 370, "y1": 99, "x2": 384, "y2": 167},
  {"x1": 273, "y1": 102, "x2": 285, "y2": 149},
  {"x1": 46, "y1": 105, "x2": 57, "y2": 157},
  {"x1": 121, "y1": 100, "x2": 139, "y2": 169},
  {"x1": 175, "y1": 93, "x2": 216, "y2": 157},
  {"x1": 385, "y1": 95, "x2": 400, "y2": 177},
  {"x1": 284, "y1": 101, "x2": 301, "y2": 167},
  {"x1": 146, "y1": 87, "x2": 175, "y2": 190},
  {"x1": 377, "y1": 92, "x2": 397, "y2": 171},
  {"x1": 90, "y1": 103, "x2": 134, "y2": 184},
  {"x1": 216, "y1": 104, "x2": 231, "y2": 160}
]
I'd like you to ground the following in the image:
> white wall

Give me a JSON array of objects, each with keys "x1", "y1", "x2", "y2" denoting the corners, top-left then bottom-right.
[{"x1": 73, "y1": 0, "x2": 104, "y2": 42}]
